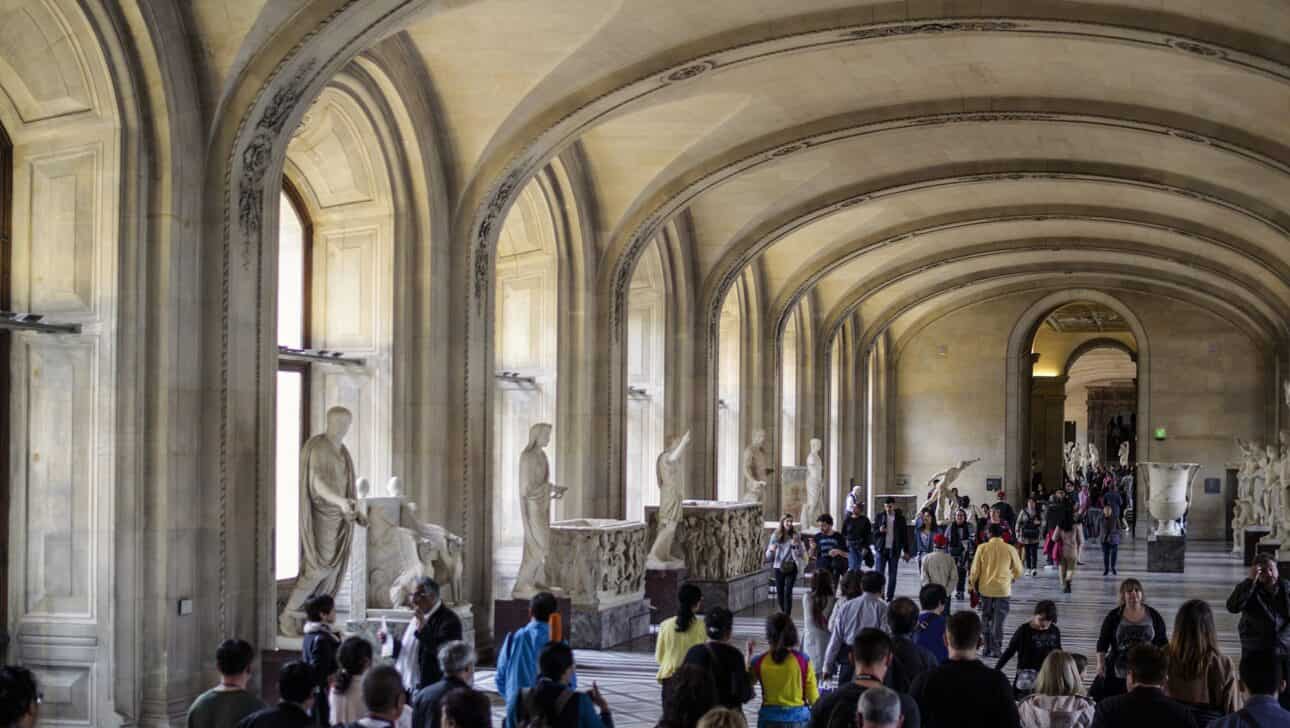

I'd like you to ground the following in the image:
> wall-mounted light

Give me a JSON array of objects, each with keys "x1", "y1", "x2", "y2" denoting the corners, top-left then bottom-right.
[{"x1": 278, "y1": 345, "x2": 365, "y2": 367}]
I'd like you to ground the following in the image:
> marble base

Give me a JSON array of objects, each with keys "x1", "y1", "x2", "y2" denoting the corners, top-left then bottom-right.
[
  {"x1": 1245, "y1": 526, "x2": 1272, "y2": 565},
  {"x1": 494, "y1": 597, "x2": 572, "y2": 644},
  {"x1": 1147, "y1": 535, "x2": 1186, "y2": 573},
  {"x1": 646, "y1": 567, "x2": 689, "y2": 625},
  {"x1": 1258, "y1": 541, "x2": 1281, "y2": 563},
  {"x1": 345, "y1": 604, "x2": 476, "y2": 652},
  {"x1": 569, "y1": 597, "x2": 651, "y2": 649},
  {"x1": 691, "y1": 568, "x2": 772, "y2": 613}
]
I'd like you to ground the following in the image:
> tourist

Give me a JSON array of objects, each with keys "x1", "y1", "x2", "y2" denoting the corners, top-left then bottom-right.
[
  {"x1": 1165, "y1": 599, "x2": 1240, "y2": 726},
  {"x1": 812, "y1": 514, "x2": 848, "y2": 582},
  {"x1": 696, "y1": 708, "x2": 748, "y2": 728},
  {"x1": 388, "y1": 578, "x2": 464, "y2": 693},
  {"x1": 1090, "y1": 644, "x2": 1195, "y2": 728},
  {"x1": 656, "y1": 583, "x2": 707, "y2": 706},
  {"x1": 979, "y1": 505, "x2": 1016, "y2": 546},
  {"x1": 1016, "y1": 651, "x2": 1094, "y2": 728},
  {"x1": 517, "y1": 642, "x2": 613, "y2": 728},
  {"x1": 913, "y1": 511, "x2": 937, "y2": 569},
  {"x1": 919, "y1": 534, "x2": 957, "y2": 610},
  {"x1": 411, "y1": 641, "x2": 475, "y2": 728},
  {"x1": 823, "y1": 571, "x2": 889, "y2": 682},
  {"x1": 329, "y1": 638, "x2": 398, "y2": 728},
  {"x1": 1208, "y1": 650, "x2": 1290, "y2": 728},
  {"x1": 1043, "y1": 492, "x2": 1068, "y2": 565},
  {"x1": 301, "y1": 595, "x2": 341, "y2": 727},
  {"x1": 1094, "y1": 578, "x2": 1168, "y2": 700},
  {"x1": 344, "y1": 667, "x2": 407, "y2": 728},
  {"x1": 767, "y1": 514, "x2": 807, "y2": 616},
  {"x1": 1099, "y1": 505, "x2": 1121, "y2": 576},
  {"x1": 496, "y1": 591, "x2": 567, "y2": 728},
  {"x1": 1054, "y1": 512, "x2": 1083, "y2": 594},
  {"x1": 1103, "y1": 485, "x2": 1124, "y2": 525},
  {"x1": 973, "y1": 504, "x2": 992, "y2": 540},
  {"x1": 1, "y1": 666, "x2": 40, "y2": 728},
  {"x1": 945, "y1": 510, "x2": 974, "y2": 600},
  {"x1": 656, "y1": 665, "x2": 718, "y2": 728},
  {"x1": 187, "y1": 639, "x2": 265, "y2": 728},
  {"x1": 1015, "y1": 498, "x2": 1043, "y2": 577},
  {"x1": 914, "y1": 585, "x2": 949, "y2": 664},
  {"x1": 750, "y1": 613, "x2": 818, "y2": 728},
  {"x1": 438, "y1": 688, "x2": 491, "y2": 728},
  {"x1": 803, "y1": 570, "x2": 837, "y2": 677},
  {"x1": 237, "y1": 662, "x2": 315, "y2": 728},
  {"x1": 968, "y1": 523, "x2": 1023, "y2": 658},
  {"x1": 909, "y1": 611, "x2": 1020, "y2": 728},
  {"x1": 809, "y1": 629, "x2": 921, "y2": 728},
  {"x1": 1226, "y1": 553, "x2": 1290, "y2": 708},
  {"x1": 683, "y1": 606, "x2": 754, "y2": 710},
  {"x1": 996, "y1": 601, "x2": 1062, "y2": 698},
  {"x1": 855, "y1": 687, "x2": 905, "y2": 728},
  {"x1": 874, "y1": 498, "x2": 908, "y2": 601},
  {"x1": 886, "y1": 597, "x2": 937, "y2": 693},
  {"x1": 994, "y1": 491, "x2": 1017, "y2": 530},
  {"x1": 841, "y1": 501, "x2": 874, "y2": 573}
]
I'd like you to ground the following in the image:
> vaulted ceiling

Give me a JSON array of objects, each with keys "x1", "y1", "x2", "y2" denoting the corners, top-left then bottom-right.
[{"x1": 198, "y1": 0, "x2": 1290, "y2": 348}]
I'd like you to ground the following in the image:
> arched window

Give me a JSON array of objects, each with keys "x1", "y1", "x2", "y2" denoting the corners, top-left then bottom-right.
[
  {"x1": 625, "y1": 239, "x2": 665, "y2": 520},
  {"x1": 275, "y1": 183, "x2": 311, "y2": 580},
  {"x1": 717, "y1": 287, "x2": 742, "y2": 501},
  {"x1": 781, "y1": 312, "x2": 798, "y2": 466}
]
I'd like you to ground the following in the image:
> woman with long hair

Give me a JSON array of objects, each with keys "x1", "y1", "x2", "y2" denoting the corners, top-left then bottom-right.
[
  {"x1": 946, "y1": 509, "x2": 974, "y2": 599},
  {"x1": 1094, "y1": 578, "x2": 1168, "y2": 699},
  {"x1": 1099, "y1": 504, "x2": 1121, "y2": 575},
  {"x1": 1017, "y1": 650, "x2": 1095, "y2": 728},
  {"x1": 683, "y1": 606, "x2": 754, "y2": 710},
  {"x1": 914, "y1": 510, "x2": 938, "y2": 568},
  {"x1": 328, "y1": 637, "x2": 372, "y2": 726},
  {"x1": 657, "y1": 583, "x2": 707, "y2": 707},
  {"x1": 750, "y1": 613, "x2": 817, "y2": 727},
  {"x1": 656, "y1": 664, "x2": 719, "y2": 728},
  {"x1": 1054, "y1": 511, "x2": 1083, "y2": 593},
  {"x1": 801, "y1": 570, "x2": 835, "y2": 677},
  {"x1": 1166, "y1": 599, "x2": 1242, "y2": 725},
  {"x1": 766, "y1": 514, "x2": 806, "y2": 616}
]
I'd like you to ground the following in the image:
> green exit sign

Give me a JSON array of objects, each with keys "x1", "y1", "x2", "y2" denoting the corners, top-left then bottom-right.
[{"x1": 1154, "y1": 427, "x2": 1167, "y2": 440}]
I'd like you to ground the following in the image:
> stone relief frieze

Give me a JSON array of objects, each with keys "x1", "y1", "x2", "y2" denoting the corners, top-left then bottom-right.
[{"x1": 547, "y1": 520, "x2": 646, "y2": 607}]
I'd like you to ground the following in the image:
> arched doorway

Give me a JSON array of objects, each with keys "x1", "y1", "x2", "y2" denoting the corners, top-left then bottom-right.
[{"x1": 1006, "y1": 290, "x2": 1150, "y2": 501}]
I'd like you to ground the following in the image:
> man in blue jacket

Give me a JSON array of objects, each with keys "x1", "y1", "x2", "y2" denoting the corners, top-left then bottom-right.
[{"x1": 496, "y1": 591, "x2": 575, "y2": 728}]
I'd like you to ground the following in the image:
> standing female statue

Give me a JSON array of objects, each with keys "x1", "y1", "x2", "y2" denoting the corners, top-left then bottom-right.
[
  {"x1": 800, "y1": 438, "x2": 826, "y2": 527},
  {"x1": 647, "y1": 431, "x2": 691, "y2": 568},
  {"x1": 512, "y1": 423, "x2": 567, "y2": 599}
]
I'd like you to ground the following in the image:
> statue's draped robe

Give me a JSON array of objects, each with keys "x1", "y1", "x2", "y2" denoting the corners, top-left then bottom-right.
[
  {"x1": 513, "y1": 446, "x2": 552, "y2": 596},
  {"x1": 648, "y1": 449, "x2": 684, "y2": 564},
  {"x1": 742, "y1": 445, "x2": 771, "y2": 504}
]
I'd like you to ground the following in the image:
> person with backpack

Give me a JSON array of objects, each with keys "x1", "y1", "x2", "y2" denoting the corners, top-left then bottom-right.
[
  {"x1": 498, "y1": 592, "x2": 570, "y2": 728},
  {"x1": 750, "y1": 612, "x2": 818, "y2": 727},
  {"x1": 301, "y1": 595, "x2": 342, "y2": 728},
  {"x1": 516, "y1": 642, "x2": 613, "y2": 728},
  {"x1": 683, "y1": 606, "x2": 754, "y2": 710}
]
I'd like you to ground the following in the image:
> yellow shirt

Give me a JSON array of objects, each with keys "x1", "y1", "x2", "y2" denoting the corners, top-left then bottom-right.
[
  {"x1": 968, "y1": 537, "x2": 1024, "y2": 598},
  {"x1": 655, "y1": 615, "x2": 706, "y2": 681},
  {"x1": 751, "y1": 650, "x2": 820, "y2": 707}
]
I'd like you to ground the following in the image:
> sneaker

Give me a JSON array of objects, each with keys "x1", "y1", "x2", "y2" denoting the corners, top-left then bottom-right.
[{"x1": 1103, "y1": 570, "x2": 1109, "y2": 576}]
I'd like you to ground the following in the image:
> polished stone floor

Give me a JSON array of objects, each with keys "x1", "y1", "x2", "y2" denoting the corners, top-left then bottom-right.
[{"x1": 476, "y1": 539, "x2": 1249, "y2": 727}]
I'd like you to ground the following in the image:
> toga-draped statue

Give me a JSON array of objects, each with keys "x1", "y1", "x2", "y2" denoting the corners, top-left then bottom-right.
[
  {"x1": 741, "y1": 429, "x2": 774, "y2": 506},
  {"x1": 800, "y1": 438, "x2": 826, "y2": 527},
  {"x1": 279, "y1": 406, "x2": 368, "y2": 636},
  {"x1": 647, "y1": 431, "x2": 690, "y2": 568},
  {"x1": 512, "y1": 423, "x2": 567, "y2": 599},
  {"x1": 1118, "y1": 441, "x2": 1130, "y2": 469}
]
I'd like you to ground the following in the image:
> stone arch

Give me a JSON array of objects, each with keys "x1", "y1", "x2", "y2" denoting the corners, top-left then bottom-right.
[
  {"x1": 1062, "y1": 338, "x2": 1139, "y2": 379},
  {"x1": 1004, "y1": 290, "x2": 1150, "y2": 498}
]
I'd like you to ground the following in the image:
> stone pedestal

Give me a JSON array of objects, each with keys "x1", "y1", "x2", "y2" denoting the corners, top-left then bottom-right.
[
  {"x1": 646, "y1": 567, "x2": 689, "y2": 625},
  {"x1": 647, "y1": 500, "x2": 768, "y2": 612},
  {"x1": 1258, "y1": 540, "x2": 1281, "y2": 563},
  {"x1": 1245, "y1": 526, "x2": 1272, "y2": 565},
  {"x1": 494, "y1": 597, "x2": 572, "y2": 644},
  {"x1": 1147, "y1": 535, "x2": 1186, "y2": 573},
  {"x1": 546, "y1": 519, "x2": 650, "y2": 649}
]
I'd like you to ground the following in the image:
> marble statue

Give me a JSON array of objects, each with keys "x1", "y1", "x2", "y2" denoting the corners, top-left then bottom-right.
[
  {"x1": 386, "y1": 475, "x2": 404, "y2": 497},
  {"x1": 740, "y1": 429, "x2": 774, "y2": 505},
  {"x1": 1063, "y1": 442, "x2": 1079, "y2": 483},
  {"x1": 800, "y1": 438, "x2": 825, "y2": 527},
  {"x1": 357, "y1": 477, "x2": 371, "y2": 498},
  {"x1": 1077, "y1": 443, "x2": 1088, "y2": 474},
  {"x1": 919, "y1": 458, "x2": 980, "y2": 521},
  {"x1": 1233, "y1": 438, "x2": 1262, "y2": 547},
  {"x1": 279, "y1": 406, "x2": 368, "y2": 636},
  {"x1": 1088, "y1": 443, "x2": 1100, "y2": 471},
  {"x1": 1118, "y1": 441, "x2": 1130, "y2": 469},
  {"x1": 1259, "y1": 443, "x2": 1286, "y2": 544},
  {"x1": 647, "y1": 431, "x2": 691, "y2": 568},
  {"x1": 513, "y1": 423, "x2": 567, "y2": 599},
  {"x1": 387, "y1": 514, "x2": 465, "y2": 607}
]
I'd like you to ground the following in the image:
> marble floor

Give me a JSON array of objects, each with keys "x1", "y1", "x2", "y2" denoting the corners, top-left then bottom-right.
[{"x1": 475, "y1": 539, "x2": 1250, "y2": 727}]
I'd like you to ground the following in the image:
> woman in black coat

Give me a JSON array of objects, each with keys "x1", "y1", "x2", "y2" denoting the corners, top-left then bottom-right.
[{"x1": 1095, "y1": 578, "x2": 1168, "y2": 699}]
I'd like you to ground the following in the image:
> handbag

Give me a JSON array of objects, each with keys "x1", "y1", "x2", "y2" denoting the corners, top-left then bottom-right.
[{"x1": 780, "y1": 555, "x2": 798, "y2": 577}]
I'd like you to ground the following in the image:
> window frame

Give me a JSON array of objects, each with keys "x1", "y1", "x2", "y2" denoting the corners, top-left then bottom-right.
[{"x1": 275, "y1": 180, "x2": 312, "y2": 580}]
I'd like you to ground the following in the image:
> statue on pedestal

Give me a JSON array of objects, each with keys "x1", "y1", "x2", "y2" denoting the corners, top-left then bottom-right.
[
  {"x1": 279, "y1": 406, "x2": 368, "y2": 636},
  {"x1": 1118, "y1": 442, "x2": 1130, "y2": 469},
  {"x1": 1259, "y1": 443, "x2": 1286, "y2": 544},
  {"x1": 920, "y1": 458, "x2": 980, "y2": 521},
  {"x1": 800, "y1": 438, "x2": 825, "y2": 527},
  {"x1": 647, "y1": 431, "x2": 690, "y2": 568},
  {"x1": 1088, "y1": 443, "x2": 1100, "y2": 471},
  {"x1": 513, "y1": 423, "x2": 566, "y2": 599},
  {"x1": 1063, "y1": 442, "x2": 1078, "y2": 483},
  {"x1": 740, "y1": 429, "x2": 773, "y2": 506}
]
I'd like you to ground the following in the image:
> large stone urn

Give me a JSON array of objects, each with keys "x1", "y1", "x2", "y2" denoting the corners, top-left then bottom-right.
[{"x1": 1137, "y1": 462, "x2": 1201, "y2": 537}]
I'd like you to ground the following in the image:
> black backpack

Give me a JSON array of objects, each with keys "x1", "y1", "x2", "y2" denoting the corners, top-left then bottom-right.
[{"x1": 517, "y1": 686, "x2": 577, "y2": 728}]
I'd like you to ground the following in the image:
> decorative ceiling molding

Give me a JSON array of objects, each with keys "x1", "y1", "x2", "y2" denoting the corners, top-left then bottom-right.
[{"x1": 1045, "y1": 303, "x2": 1131, "y2": 333}]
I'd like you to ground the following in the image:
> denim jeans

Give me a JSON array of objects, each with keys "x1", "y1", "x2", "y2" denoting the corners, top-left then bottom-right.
[
  {"x1": 1102, "y1": 543, "x2": 1119, "y2": 572},
  {"x1": 774, "y1": 567, "x2": 797, "y2": 615},
  {"x1": 876, "y1": 549, "x2": 899, "y2": 600},
  {"x1": 847, "y1": 542, "x2": 867, "y2": 572},
  {"x1": 980, "y1": 596, "x2": 1011, "y2": 655},
  {"x1": 1023, "y1": 543, "x2": 1039, "y2": 570}
]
